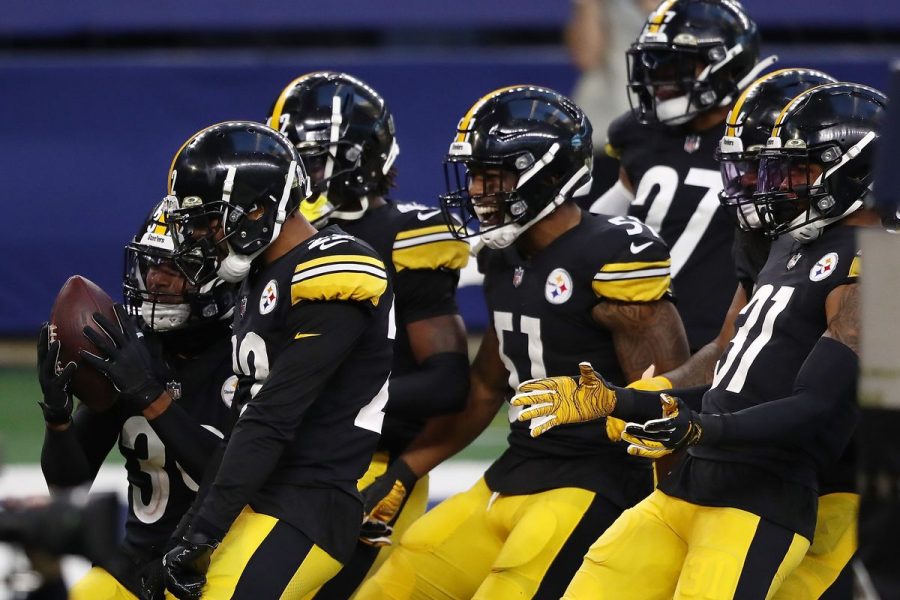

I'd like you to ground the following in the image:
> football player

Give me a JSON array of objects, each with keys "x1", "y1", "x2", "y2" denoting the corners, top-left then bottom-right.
[
  {"x1": 265, "y1": 72, "x2": 470, "y2": 599},
  {"x1": 590, "y1": 0, "x2": 776, "y2": 352},
  {"x1": 158, "y1": 121, "x2": 394, "y2": 600},
  {"x1": 513, "y1": 82, "x2": 885, "y2": 599},
  {"x1": 38, "y1": 198, "x2": 236, "y2": 600},
  {"x1": 355, "y1": 85, "x2": 690, "y2": 599}
]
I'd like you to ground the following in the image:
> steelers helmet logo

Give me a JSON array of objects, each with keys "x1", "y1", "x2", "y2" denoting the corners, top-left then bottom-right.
[{"x1": 545, "y1": 268, "x2": 573, "y2": 304}]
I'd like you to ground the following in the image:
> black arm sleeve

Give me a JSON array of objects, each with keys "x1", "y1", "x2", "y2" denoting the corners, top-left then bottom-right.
[
  {"x1": 612, "y1": 385, "x2": 710, "y2": 422},
  {"x1": 393, "y1": 269, "x2": 460, "y2": 325},
  {"x1": 41, "y1": 404, "x2": 119, "y2": 489},
  {"x1": 386, "y1": 352, "x2": 470, "y2": 418},
  {"x1": 147, "y1": 401, "x2": 225, "y2": 484},
  {"x1": 193, "y1": 302, "x2": 371, "y2": 538},
  {"x1": 699, "y1": 336, "x2": 859, "y2": 450}
]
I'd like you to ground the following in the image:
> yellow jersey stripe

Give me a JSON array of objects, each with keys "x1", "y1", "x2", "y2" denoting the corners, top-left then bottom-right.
[
  {"x1": 456, "y1": 85, "x2": 527, "y2": 143},
  {"x1": 395, "y1": 224, "x2": 456, "y2": 241},
  {"x1": 726, "y1": 69, "x2": 797, "y2": 137},
  {"x1": 293, "y1": 263, "x2": 387, "y2": 284},
  {"x1": 599, "y1": 259, "x2": 671, "y2": 274},
  {"x1": 291, "y1": 271, "x2": 387, "y2": 306},
  {"x1": 604, "y1": 142, "x2": 621, "y2": 160},
  {"x1": 393, "y1": 239, "x2": 470, "y2": 272},
  {"x1": 592, "y1": 276, "x2": 670, "y2": 303},
  {"x1": 849, "y1": 255, "x2": 861, "y2": 279},
  {"x1": 295, "y1": 253, "x2": 385, "y2": 274}
]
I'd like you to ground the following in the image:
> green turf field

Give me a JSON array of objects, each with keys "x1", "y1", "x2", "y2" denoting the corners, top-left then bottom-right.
[{"x1": 0, "y1": 367, "x2": 511, "y2": 465}]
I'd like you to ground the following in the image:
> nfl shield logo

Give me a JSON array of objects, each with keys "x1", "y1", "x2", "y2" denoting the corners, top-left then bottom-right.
[
  {"x1": 513, "y1": 266, "x2": 525, "y2": 288},
  {"x1": 166, "y1": 380, "x2": 182, "y2": 401},
  {"x1": 684, "y1": 134, "x2": 701, "y2": 154},
  {"x1": 239, "y1": 296, "x2": 247, "y2": 318}
]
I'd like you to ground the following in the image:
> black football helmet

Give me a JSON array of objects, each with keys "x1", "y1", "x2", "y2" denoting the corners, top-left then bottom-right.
[
  {"x1": 123, "y1": 198, "x2": 234, "y2": 339},
  {"x1": 752, "y1": 83, "x2": 887, "y2": 242},
  {"x1": 440, "y1": 85, "x2": 593, "y2": 249},
  {"x1": 716, "y1": 68, "x2": 837, "y2": 229},
  {"x1": 267, "y1": 71, "x2": 399, "y2": 220},
  {"x1": 164, "y1": 121, "x2": 310, "y2": 284},
  {"x1": 627, "y1": 0, "x2": 774, "y2": 125}
]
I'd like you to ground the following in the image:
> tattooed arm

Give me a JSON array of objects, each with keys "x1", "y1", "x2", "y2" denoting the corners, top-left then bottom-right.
[
  {"x1": 662, "y1": 284, "x2": 747, "y2": 387},
  {"x1": 592, "y1": 299, "x2": 690, "y2": 383},
  {"x1": 824, "y1": 282, "x2": 861, "y2": 353}
]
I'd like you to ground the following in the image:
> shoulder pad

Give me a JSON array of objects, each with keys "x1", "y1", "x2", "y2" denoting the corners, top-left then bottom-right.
[
  {"x1": 292, "y1": 233, "x2": 388, "y2": 306},
  {"x1": 605, "y1": 111, "x2": 639, "y2": 160},
  {"x1": 392, "y1": 210, "x2": 470, "y2": 272},
  {"x1": 592, "y1": 216, "x2": 672, "y2": 302}
]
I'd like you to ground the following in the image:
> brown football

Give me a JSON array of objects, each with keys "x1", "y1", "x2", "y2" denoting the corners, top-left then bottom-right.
[{"x1": 48, "y1": 275, "x2": 119, "y2": 412}]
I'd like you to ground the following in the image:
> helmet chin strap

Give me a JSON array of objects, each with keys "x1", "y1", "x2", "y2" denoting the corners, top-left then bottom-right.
[
  {"x1": 142, "y1": 302, "x2": 191, "y2": 331},
  {"x1": 788, "y1": 199, "x2": 864, "y2": 243},
  {"x1": 479, "y1": 165, "x2": 591, "y2": 250},
  {"x1": 217, "y1": 245, "x2": 266, "y2": 282},
  {"x1": 331, "y1": 196, "x2": 370, "y2": 221}
]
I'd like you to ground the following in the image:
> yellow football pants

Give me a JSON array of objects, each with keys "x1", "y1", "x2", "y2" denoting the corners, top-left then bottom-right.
[
  {"x1": 773, "y1": 492, "x2": 859, "y2": 600},
  {"x1": 304, "y1": 451, "x2": 430, "y2": 600},
  {"x1": 202, "y1": 506, "x2": 343, "y2": 599},
  {"x1": 563, "y1": 489, "x2": 810, "y2": 600},
  {"x1": 356, "y1": 477, "x2": 612, "y2": 600}
]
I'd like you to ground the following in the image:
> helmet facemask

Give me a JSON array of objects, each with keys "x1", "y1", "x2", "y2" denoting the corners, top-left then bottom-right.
[
  {"x1": 124, "y1": 203, "x2": 234, "y2": 335},
  {"x1": 716, "y1": 136, "x2": 763, "y2": 230}
]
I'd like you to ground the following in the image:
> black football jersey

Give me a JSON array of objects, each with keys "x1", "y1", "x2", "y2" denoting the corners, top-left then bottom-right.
[
  {"x1": 479, "y1": 210, "x2": 672, "y2": 508},
  {"x1": 663, "y1": 224, "x2": 861, "y2": 537},
  {"x1": 334, "y1": 201, "x2": 469, "y2": 455},
  {"x1": 117, "y1": 336, "x2": 235, "y2": 556},
  {"x1": 195, "y1": 225, "x2": 393, "y2": 562},
  {"x1": 607, "y1": 111, "x2": 737, "y2": 351}
]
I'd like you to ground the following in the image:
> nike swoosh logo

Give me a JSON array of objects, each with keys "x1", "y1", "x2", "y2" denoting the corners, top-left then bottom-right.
[
  {"x1": 630, "y1": 241, "x2": 653, "y2": 254},
  {"x1": 294, "y1": 333, "x2": 321, "y2": 340},
  {"x1": 315, "y1": 239, "x2": 349, "y2": 250},
  {"x1": 417, "y1": 209, "x2": 442, "y2": 221}
]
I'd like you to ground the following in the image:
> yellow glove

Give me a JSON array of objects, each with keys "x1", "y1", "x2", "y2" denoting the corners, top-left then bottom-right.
[
  {"x1": 511, "y1": 362, "x2": 617, "y2": 437},
  {"x1": 608, "y1": 367, "x2": 672, "y2": 442}
]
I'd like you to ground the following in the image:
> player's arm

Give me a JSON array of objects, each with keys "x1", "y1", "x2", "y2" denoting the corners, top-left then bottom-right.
[
  {"x1": 622, "y1": 282, "x2": 861, "y2": 457},
  {"x1": 388, "y1": 268, "x2": 470, "y2": 418},
  {"x1": 662, "y1": 283, "x2": 747, "y2": 387},
  {"x1": 36, "y1": 323, "x2": 117, "y2": 489},
  {"x1": 359, "y1": 325, "x2": 508, "y2": 545},
  {"x1": 400, "y1": 325, "x2": 507, "y2": 476},
  {"x1": 80, "y1": 305, "x2": 226, "y2": 482},
  {"x1": 188, "y1": 300, "x2": 374, "y2": 541}
]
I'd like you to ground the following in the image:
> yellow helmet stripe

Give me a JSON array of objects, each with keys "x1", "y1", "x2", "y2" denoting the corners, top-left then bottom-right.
[
  {"x1": 771, "y1": 83, "x2": 833, "y2": 139},
  {"x1": 725, "y1": 68, "x2": 798, "y2": 137},
  {"x1": 455, "y1": 85, "x2": 526, "y2": 143},
  {"x1": 647, "y1": 0, "x2": 677, "y2": 33},
  {"x1": 268, "y1": 72, "x2": 318, "y2": 131},
  {"x1": 167, "y1": 122, "x2": 227, "y2": 195}
]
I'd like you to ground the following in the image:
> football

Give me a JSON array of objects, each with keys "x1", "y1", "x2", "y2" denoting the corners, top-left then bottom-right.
[{"x1": 48, "y1": 275, "x2": 119, "y2": 412}]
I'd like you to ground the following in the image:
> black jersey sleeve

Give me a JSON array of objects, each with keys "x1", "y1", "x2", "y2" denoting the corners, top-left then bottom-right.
[
  {"x1": 604, "y1": 111, "x2": 637, "y2": 160},
  {"x1": 148, "y1": 402, "x2": 226, "y2": 483},
  {"x1": 592, "y1": 216, "x2": 673, "y2": 303},
  {"x1": 192, "y1": 301, "x2": 373, "y2": 538},
  {"x1": 393, "y1": 268, "x2": 460, "y2": 324},
  {"x1": 41, "y1": 404, "x2": 119, "y2": 488},
  {"x1": 699, "y1": 337, "x2": 858, "y2": 457}
]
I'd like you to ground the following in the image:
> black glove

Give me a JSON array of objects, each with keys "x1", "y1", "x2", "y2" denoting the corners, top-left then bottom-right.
[
  {"x1": 621, "y1": 394, "x2": 703, "y2": 458},
  {"x1": 138, "y1": 556, "x2": 168, "y2": 600},
  {"x1": 37, "y1": 322, "x2": 77, "y2": 425},
  {"x1": 360, "y1": 458, "x2": 417, "y2": 547},
  {"x1": 163, "y1": 531, "x2": 219, "y2": 600},
  {"x1": 81, "y1": 304, "x2": 165, "y2": 411}
]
